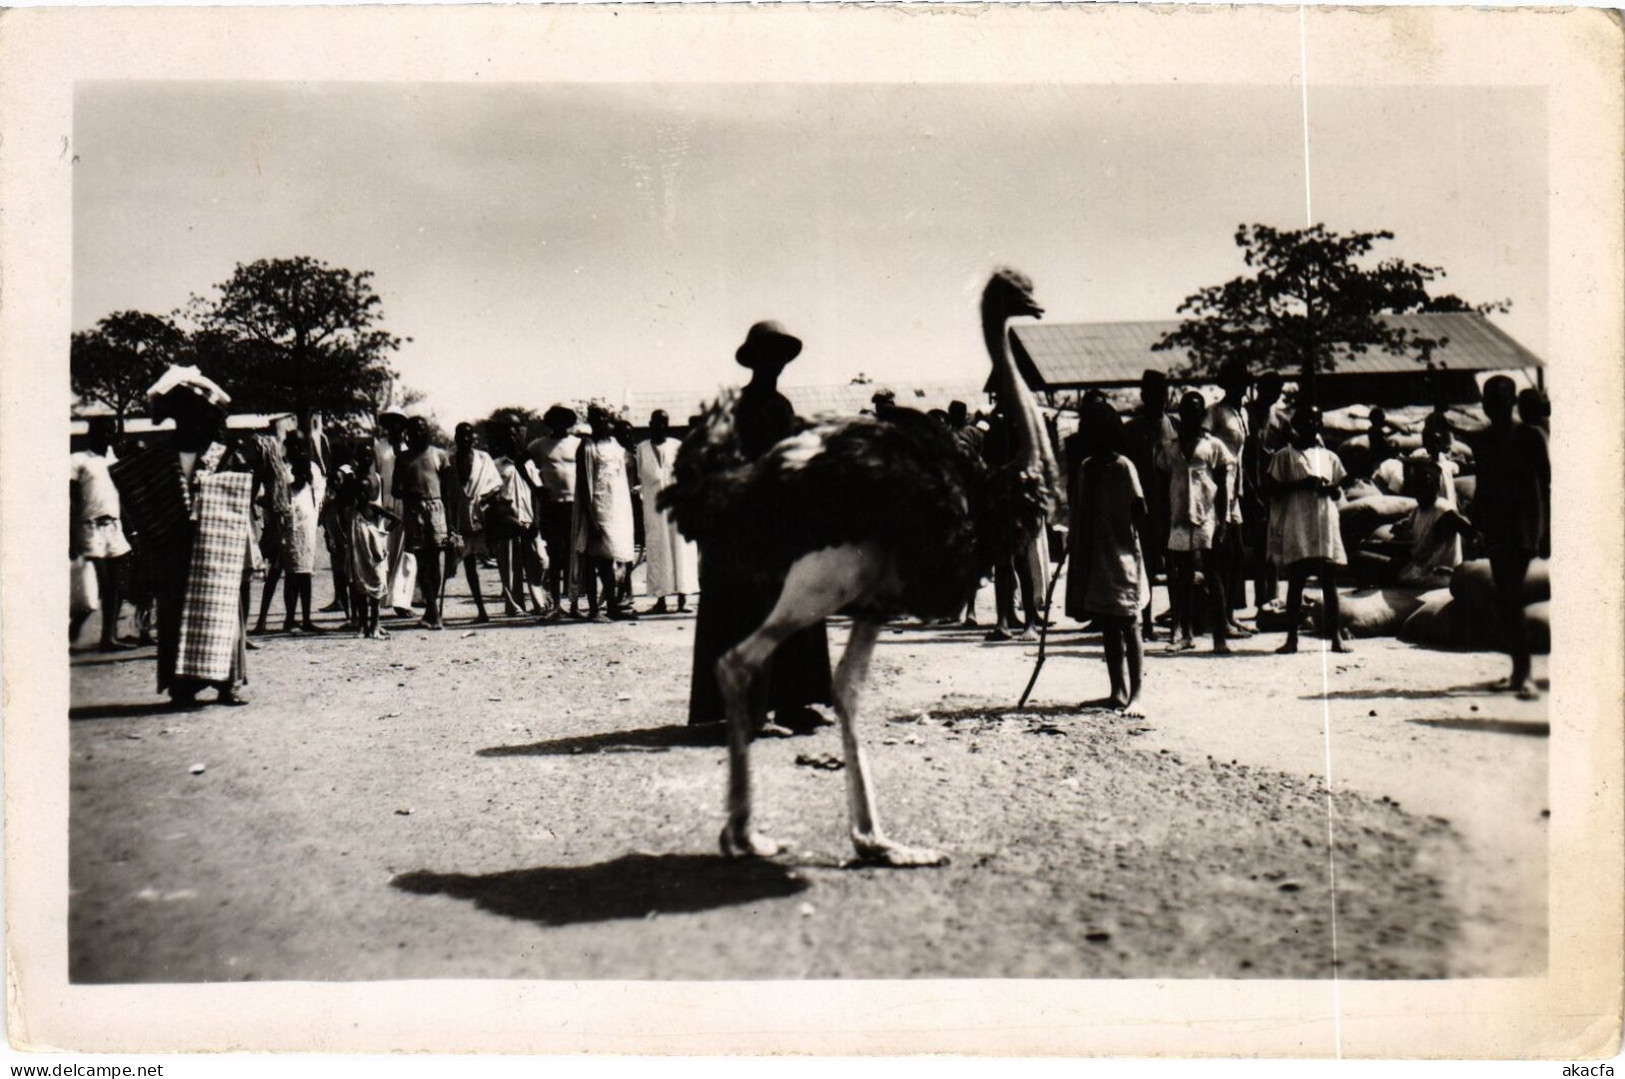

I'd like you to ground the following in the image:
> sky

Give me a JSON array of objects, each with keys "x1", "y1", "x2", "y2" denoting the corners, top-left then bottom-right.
[{"x1": 73, "y1": 82, "x2": 1546, "y2": 423}]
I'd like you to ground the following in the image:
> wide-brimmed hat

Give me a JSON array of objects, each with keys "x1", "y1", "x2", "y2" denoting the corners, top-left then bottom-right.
[{"x1": 735, "y1": 321, "x2": 803, "y2": 370}]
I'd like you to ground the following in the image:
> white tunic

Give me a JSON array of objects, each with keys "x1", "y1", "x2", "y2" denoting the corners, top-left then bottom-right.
[{"x1": 637, "y1": 438, "x2": 698, "y2": 596}]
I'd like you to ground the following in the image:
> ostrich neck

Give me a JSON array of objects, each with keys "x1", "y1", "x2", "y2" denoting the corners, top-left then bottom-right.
[{"x1": 982, "y1": 305, "x2": 1042, "y2": 458}]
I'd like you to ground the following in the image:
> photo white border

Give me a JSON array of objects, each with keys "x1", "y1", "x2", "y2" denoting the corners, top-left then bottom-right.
[{"x1": 2, "y1": 3, "x2": 1620, "y2": 1057}]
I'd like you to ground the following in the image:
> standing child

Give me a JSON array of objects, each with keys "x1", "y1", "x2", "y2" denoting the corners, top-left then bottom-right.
[
  {"x1": 349, "y1": 492, "x2": 392, "y2": 640},
  {"x1": 1065, "y1": 398, "x2": 1150, "y2": 716},
  {"x1": 1157, "y1": 391, "x2": 1235, "y2": 654},
  {"x1": 1267, "y1": 406, "x2": 1349, "y2": 654}
]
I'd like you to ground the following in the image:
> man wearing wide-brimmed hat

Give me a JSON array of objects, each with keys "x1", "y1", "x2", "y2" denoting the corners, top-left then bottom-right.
[{"x1": 686, "y1": 321, "x2": 833, "y2": 734}]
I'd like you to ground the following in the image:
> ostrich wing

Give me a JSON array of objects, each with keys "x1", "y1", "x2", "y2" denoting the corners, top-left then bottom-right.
[{"x1": 662, "y1": 405, "x2": 985, "y2": 618}]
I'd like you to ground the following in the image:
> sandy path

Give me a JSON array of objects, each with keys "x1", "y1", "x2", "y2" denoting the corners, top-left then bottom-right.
[{"x1": 68, "y1": 566, "x2": 1545, "y2": 982}]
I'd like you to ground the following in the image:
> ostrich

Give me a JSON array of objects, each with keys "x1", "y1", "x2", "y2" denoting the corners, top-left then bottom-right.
[{"x1": 659, "y1": 270, "x2": 1062, "y2": 866}]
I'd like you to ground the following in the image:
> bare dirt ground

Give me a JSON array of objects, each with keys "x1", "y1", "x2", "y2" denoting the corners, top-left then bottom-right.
[{"x1": 69, "y1": 560, "x2": 1546, "y2": 982}]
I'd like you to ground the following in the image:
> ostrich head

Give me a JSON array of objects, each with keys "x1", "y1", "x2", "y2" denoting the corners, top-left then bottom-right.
[
  {"x1": 983, "y1": 267, "x2": 1045, "y2": 322},
  {"x1": 980, "y1": 268, "x2": 1064, "y2": 528}
]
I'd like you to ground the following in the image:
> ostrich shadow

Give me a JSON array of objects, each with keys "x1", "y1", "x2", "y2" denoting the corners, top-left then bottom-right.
[
  {"x1": 1406, "y1": 717, "x2": 1549, "y2": 737},
  {"x1": 478, "y1": 724, "x2": 726, "y2": 757},
  {"x1": 391, "y1": 852, "x2": 808, "y2": 926}
]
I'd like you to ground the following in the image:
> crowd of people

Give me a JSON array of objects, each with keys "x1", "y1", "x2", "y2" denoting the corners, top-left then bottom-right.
[
  {"x1": 1060, "y1": 365, "x2": 1551, "y2": 713},
  {"x1": 70, "y1": 355, "x2": 1551, "y2": 719}
]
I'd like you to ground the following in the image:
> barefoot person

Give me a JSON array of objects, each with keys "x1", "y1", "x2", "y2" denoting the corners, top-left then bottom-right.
[
  {"x1": 70, "y1": 417, "x2": 134, "y2": 651},
  {"x1": 449, "y1": 421, "x2": 503, "y2": 624},
  {"x1": 1206, "y1": 361, "x2": 1255, "y2": 638},
  {"x1": 1157, "y1": 390, "x2": 1234, "y2": 654},
  {"x1": 1471, "y1": 375, "x2": 1550, "y2": 700},
  {"x1": 279, "y1": 431, "x2": 327, "y2": 634},
  {"x1": 1243, "y1": 371, "x2": 1289, "y2": 612},
  {"x1": 636, "y1": 410, "x2": 698, "y2": 615},
  {"x1": 491, "y1": 421, "x2": 549, "y2": 619},
  {"x1": 527, "y1": 405, "x2": 582, "y2": 620},
  {"x1": 349, "y1": 492, "x2": 393, "y2": 640},
  {"x1": 393, "y1": 417, "x2": 456, "y2": 630},
  {"x1": 1267, "y1": 406, "x2": 1349, "y2": 654},
  {"x1": 571, "y1": 405, "x2": 637, "y2": 622},
  {"x1": 373, "y1": 408, "x2": 416, "y2": 618},
  {"x1": 1065, "y1": 397, "x2": 1150, "y2": 716},
  {"x1": 1123, "y1": 369, "x2": 1175, "y2": 642}
]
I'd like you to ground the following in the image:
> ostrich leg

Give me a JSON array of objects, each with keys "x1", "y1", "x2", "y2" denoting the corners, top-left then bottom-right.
[
  {"x1": 715, "y1": 544, "x2": 884, "y2": 859},
  {"x1": 837, "y1": 620, "x2": 950, "y2": 867}
]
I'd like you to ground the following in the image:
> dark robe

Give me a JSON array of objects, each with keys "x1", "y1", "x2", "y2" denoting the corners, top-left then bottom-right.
[
  {"x1": 688, "y1": 383, "x2": 834, "y2": 726},
  {"x1": 112, "y1": 434, "x2": 255, "y2": 699}
]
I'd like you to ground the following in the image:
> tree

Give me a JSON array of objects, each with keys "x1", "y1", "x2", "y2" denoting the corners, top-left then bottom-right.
[
  {"x1": 70, "y1": 311, "x2": 189, "y2": 430},
  {"x1": 190, "y1": 256, "x2": 407, "y2": 429},
  {"x1": 1156, "y1": 224, "x2": 1508, "y2": 387}
]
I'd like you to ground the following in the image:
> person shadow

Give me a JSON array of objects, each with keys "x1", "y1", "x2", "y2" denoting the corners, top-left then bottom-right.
[
  {"x1": 478, "y1": 725, "x2": 726, "y2": 757},
  {"x1": 390, "y1": 852, "x2": 809, "y2": 926}
]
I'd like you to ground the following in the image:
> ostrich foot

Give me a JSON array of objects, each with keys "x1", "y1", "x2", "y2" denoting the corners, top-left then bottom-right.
[
  {"x1": 852, "y1": 836, "x2": 949, "y2": 868},
  {"x1": 719, "y1": 824, "x2": 782, "y2": 859}
]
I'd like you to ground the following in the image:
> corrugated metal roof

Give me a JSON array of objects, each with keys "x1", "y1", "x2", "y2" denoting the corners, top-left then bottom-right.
[
  {"x1": 622, "y1": 381, "x2": 991, "y2": 426},
  {"x1": 1010, "y1": 313, "x2": 1543, "y2": 389}
]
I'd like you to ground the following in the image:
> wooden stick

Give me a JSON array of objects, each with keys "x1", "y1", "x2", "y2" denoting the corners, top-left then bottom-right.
[{"x1": 1017, "y1": 546, "x2": 1069, "y2": 709}]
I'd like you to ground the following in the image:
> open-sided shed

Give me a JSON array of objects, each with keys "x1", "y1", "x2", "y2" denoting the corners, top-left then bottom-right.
[{"x1": 1003, "y1": 312, "x2": 1544, "y2": 408}]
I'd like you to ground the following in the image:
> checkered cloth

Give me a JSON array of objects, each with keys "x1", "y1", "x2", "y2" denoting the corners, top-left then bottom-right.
[{"x1": 175, "y1": 471, "x2": 253, "y2": 684}]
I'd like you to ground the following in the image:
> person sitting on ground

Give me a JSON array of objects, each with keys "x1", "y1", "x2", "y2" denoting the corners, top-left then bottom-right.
[
  {"x1": 1157, "y1": 390, "x2": 1235, "y2": 655},
  {"x1": 1267, "y1": 406, "x2": 1349, "y2": 654},
  {"x1": 393, "y1": 417, "x2": 456, "y2": 630},
  {"x1": 280, "y1": 431, "x2": 327, "y2": 634},
  {"x1": 1394, "y1": 413, "x2": 1469, "y2": 587},
  {"x1": 449, "y1": 421, "x2": 503, "y2": 624},
  {"x1": 1367, "y1": 407, "x2": 1407, "y2": 495},
  {"x1": 1470, "y1": 375, "x2": 1550, "y2": 700},
  {"x1": 1065, "y1": 397, "x2": 1150, "y2": 717}
]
